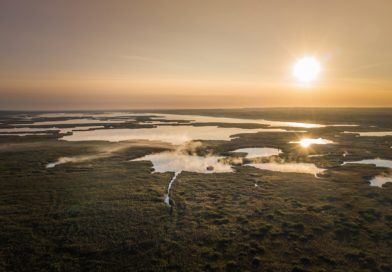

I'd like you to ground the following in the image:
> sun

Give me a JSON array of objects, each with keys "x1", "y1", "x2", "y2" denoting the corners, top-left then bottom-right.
[{"x1": 293, "y1": 56, "x2": 321, "y2": 83}]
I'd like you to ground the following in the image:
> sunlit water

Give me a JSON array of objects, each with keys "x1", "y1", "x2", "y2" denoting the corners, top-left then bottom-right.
[
  {"x1": 343, "y1": 158, "x2": 392, "y2": 168},
  {"x1": 132, "y1": 152, "x2": 233, "y2": 206},
  {"x1": 148, "y1": 113, "x2": 325, "y2": 128},
  {"x1": 0, "y1": 126, "x2": 104, "y2": 135},
  {"x1": 343, "y1": 131, "x2": 392, "y2": 137},
  {"x1": 230, "y1": 148, "x2": 282, "y2": 158},
  {"x1": 0, "y1": 127, "x2": 59, "y2": 133},
  {"x1": 164, "y1": 172, "x2": 181, "y2": 206},
  {"x1": 37, "y1": 112, "x2": 137, "y2": 118},
  {"x1": 139, "y1": 121, "x2": 189, "y2": 125},
  {"x1": 33, "y1": 112, "x2": 358, "y2": 129},
  {"x1": 0, "y1": 133, "x2": 52, "y2": 136},
  {"x1": 369, "y1": 176, "x2": 392, "y2": 187},
  {"x1": 343, "y1": 159, "x2": 392, "y2": 188},
  {"x1": 290, "y1": 138, "x2": 334, "y2": 148},
  {"x1": 133, "y1": 152, "x2": 233, "y2": 174},
  {"x1": 329, "y1": 124, "x2": 359, "y2": 127},
  {"x1": 61, "y1": 125, "x2": 291, "y2": 145},
  {"x1": 246, "y1": 162, "x2": 325, "y2": 176},
  {"x1": 16, "y1": 118, "x2": 129, "y2": 126},
  {"x1": 56, "y1": 126, "x2": 105, "y2": 134},
  {"x1": 31, "y1": 112, "x2": 315, "y2": 127},
  {"x1": 308, "y1": 154, "x2": 325, "y2": 157}
]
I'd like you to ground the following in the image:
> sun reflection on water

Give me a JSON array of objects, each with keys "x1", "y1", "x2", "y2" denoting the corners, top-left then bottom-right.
[{"x1": 290, "y1": 138, "x2": 334, "y2": 148}]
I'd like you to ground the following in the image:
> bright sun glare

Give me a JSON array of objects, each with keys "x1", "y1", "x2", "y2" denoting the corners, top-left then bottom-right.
[
  {"x1": 293, "y1": 56, "x2": 321, "y2": 83},
  {"x1": 299, "y1": 138, "x2": 314, "y2": 148},
  {"x1": 297, "y1": 138, "x2": 331, "y2": 148}
]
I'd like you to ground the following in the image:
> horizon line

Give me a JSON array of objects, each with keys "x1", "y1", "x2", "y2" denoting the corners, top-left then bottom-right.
[{"x1": 1, "y1": 106, "x2": 392, "y2": 112}]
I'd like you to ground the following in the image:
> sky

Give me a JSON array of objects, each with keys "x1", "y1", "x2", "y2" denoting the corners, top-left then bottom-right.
[{"x1": 1, "y1": 0, "x2": 392, "y2": 110}]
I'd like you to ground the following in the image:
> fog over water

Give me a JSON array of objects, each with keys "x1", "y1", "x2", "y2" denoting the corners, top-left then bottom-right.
[
  {"x1": 46, "y1": 156, "x2": 96, "y2": 168},
  {"x1": 132, "y1": 152, "x2": 233, "y2": 174},
  {"x1": 8, "y1": 111, "x2": 390, "y2": 187},
  {"x1": 246, "y1": 162, "x2": 325, "y2": 176},
  {"x1": 6, "y1": 110, "x2": 390, "y2": 202},
  {"x1": 45, "y1": 141, "x2": 171, "y2": 168}
]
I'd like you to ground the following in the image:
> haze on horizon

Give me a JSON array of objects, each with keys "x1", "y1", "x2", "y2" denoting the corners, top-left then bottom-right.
[{"x1": 1, "y1": 0, "x2": 392, "y2": 110}]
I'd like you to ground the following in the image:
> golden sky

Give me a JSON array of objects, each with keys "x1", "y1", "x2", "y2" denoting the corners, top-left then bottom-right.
[{"x1": 1, "y1": 0, "x2": 391, "y2": 109}]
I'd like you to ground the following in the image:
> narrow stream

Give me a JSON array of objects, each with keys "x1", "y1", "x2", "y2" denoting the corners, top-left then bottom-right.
[{"x1": 164, "y1": 171, "x2": 181, "y2": 206}]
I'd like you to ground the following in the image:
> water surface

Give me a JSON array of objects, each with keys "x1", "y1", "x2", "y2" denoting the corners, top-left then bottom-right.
[
  {"x1": 132, "y1": 151, "x2": 233, "y2": 206},
  {"x1": 290, "y1": 138, "x2": 334, "y2": 147},
  {"x1": 0, "y1": 127, "x2": 59, "y2": 133},
  {"x1": 148, "y1": 113, "x2": 325, "y2": 128},
  {"x1": 0, "y1": 133, "x2": 52, "y2": 136},
  {"x1": 37, "y1": 112, "x2": 135, "y2": 118},
  {"x1": 133, "y1": 152, "x2": 233, "y2": 173},
  {"x1": 247, "y1": 162, "x2": 325, "y2": 176},
  {"x1": 20, "y1": 118, "x2": 129, "y2": 126},
  {"x1": 62, "y1": 125, "x2": 290, "y2": 145},
  {"x1": 369, "y1": 176, "x2": 392, "y2": 187},
  {"x1": 0, "y1": 126, "x2": 103, "y2": 134},
  {"x1": 231, "y1": 148, "x2": 281, "y2": 158},
  {"x1": 343, "y1": 159, "x2": 392, "y2": 168},
  {"x1": 343, "y1": 131, "x2": 392, "y2": 137}
]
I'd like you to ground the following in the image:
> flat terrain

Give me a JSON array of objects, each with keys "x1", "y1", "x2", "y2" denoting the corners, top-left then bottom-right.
[{"x1": 0, "y1": 108, "x2": 391, "y2": 272}]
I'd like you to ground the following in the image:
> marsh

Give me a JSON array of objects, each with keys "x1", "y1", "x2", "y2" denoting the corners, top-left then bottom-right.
[{"x1": 1, "y1": 108, "x2": 392, "y2": 271}]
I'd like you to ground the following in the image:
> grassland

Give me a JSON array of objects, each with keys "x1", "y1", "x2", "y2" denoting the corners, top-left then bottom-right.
[{"x1": 0, "y1": 109, "x2": 391, "y2": 271}]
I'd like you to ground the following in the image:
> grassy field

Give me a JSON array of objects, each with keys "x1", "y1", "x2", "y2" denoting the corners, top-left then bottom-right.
[{"x1": 0, "y1": 109, "x2": 391, "y2": 271}]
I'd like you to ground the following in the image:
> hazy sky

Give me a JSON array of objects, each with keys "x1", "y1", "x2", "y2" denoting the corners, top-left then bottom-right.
[{"x1": 1, "y1": 0, "x2": 391, "y2": 109}]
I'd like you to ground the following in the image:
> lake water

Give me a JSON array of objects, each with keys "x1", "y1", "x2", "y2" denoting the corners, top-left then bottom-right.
[
  {"x1": 343, "y1": 159, "x2": 392, "y2": 168},
  {"x1": 246, "y1": 162, "x2": 325, "y2": 176},
  {"x1": 369, "y1": 176, "x2": 392, "y2": 187},
  {"x1": 148, "y1": 113, "x2": 325, "y2": 128},
  {"x1": 17, "y1": 118, "x2": 129, "y2": 126},
  {"x1": 61, "y1": 125, "x2": 291, "y2": 145},
  {"x1": 230, "y1": 148, "x2": 282, "y2": 158},
  {"x1": 37, "y1": 112, "x2": 136, "y2": 118},
  {"x1": 132, "y1": 152, "x2": 233, "y2": 173},
  {"x1": 0, "y1": 133, "x2": 52, "y2": 136},
  {"x1": 0, "y1": 127, "x2": 59, "y2": 133},
  {"x1": 132, "y1": 151, "x2": 233, "y2": 206},
  {"x1": 27, "y1": 112, "x2": 326, "y2": 128},
  {"x1": 290, "y1": 138, "x2": 334, "y2": 148},
  {"x1": 6, "y1": 111, "x2": 363, "y2": 133},
  {"x1": 0, "y1": 126, "x2": 104, "y2": 135},
  {"x1": 343, "y1": 131, "x2": 392, "y2": 137}
]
